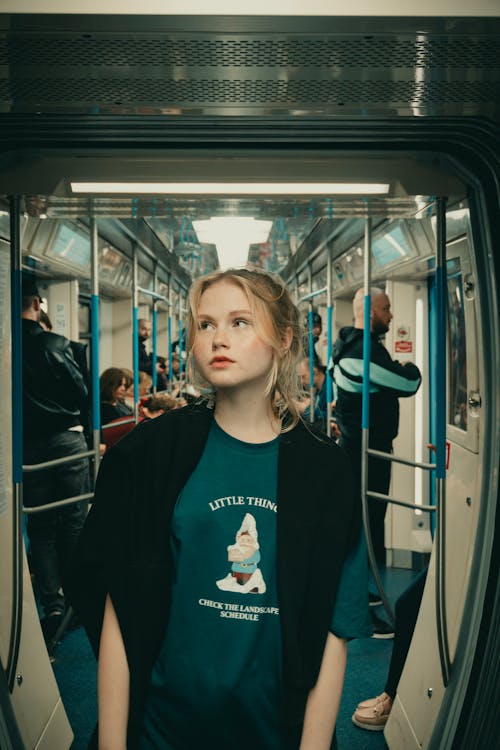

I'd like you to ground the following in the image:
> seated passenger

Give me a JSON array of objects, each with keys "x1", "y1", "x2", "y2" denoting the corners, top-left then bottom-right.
[
  {"x1": 294, "y1": 356, "x2": 339, "y2": 435},
  {"x1": 297, "y1": 356, "x2": 328, "y2": 421},
  {"x1": 99, "y1": 368, "x2": 133, "y2": 425},
  {"x1": 139, "y1": 393, "x2": 182, "y2": 420},
  {"x1": 138, "y1": 370, "x2": 153, "y2": 398}
]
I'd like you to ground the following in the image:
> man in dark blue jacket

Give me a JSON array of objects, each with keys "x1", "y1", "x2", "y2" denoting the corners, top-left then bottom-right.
[
  {"x1": 22, "y1": 273, "x2": 89, "y2": 642},
  {"x1": 331, "y1": 287, "x2": 421, "y2": 637}
]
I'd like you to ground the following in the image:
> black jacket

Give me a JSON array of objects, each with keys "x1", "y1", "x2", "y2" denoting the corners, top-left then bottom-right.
[
  {"x1": 331, "y1": 326, "x2": 421, "y2": 443},
  {"x1": 138, "y1": 339, "x2": 153, "y2": 375},
  {"x1": 70, "y1": 404, "x2": 359, "y2": 749},
  {"x1": 22, "y1": 319, "x2": 88, "y2": 439}
]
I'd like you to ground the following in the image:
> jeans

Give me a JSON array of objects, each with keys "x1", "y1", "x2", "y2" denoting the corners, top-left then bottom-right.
[{"x1": 24, "y1": 430, "x2": 89, "y2": 617}]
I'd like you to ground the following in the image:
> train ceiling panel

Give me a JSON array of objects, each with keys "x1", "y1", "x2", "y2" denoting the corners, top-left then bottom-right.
[{"x1": 0, "y1": 15, "x2": 498, "y2": 119}]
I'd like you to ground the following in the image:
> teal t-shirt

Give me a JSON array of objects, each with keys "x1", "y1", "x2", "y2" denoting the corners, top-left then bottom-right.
[{"x1": 139, "y1": 421, "x2": 370, "y2": 750}]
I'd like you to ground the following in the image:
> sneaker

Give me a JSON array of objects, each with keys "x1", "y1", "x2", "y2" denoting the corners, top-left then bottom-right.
[
  {"x1": 369, "y1": 592, "x2": 383, "y2": 607},
  {"x1": 352, "y1": 692, "x2": 393, "y2": 731},
  {"x1": 370, "y1": 611, "x2": 394, "y2": 639}
]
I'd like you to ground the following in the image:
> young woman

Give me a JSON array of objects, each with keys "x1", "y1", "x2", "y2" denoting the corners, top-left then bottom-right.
[
  {"x1": 71, "y1": 268, "x2": 370, "y2": 750},
  {"x1": 99, "y1": 367, "x2": 134, "y2": 425}
]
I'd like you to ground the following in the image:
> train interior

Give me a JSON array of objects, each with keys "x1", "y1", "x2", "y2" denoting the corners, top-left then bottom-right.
[{"x1": 0, "y1": 7, "x2": 498, "y2": 750}]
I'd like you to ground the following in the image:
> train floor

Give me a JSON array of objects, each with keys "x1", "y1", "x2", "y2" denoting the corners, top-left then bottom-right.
[{"x1": 50, "y1": 567, "x2": 418, "y2": 750}]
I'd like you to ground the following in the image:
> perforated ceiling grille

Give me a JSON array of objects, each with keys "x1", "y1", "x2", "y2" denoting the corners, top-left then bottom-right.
[
  {"x1": 2, "y1": 78, "x2": 497, "y2": 105},
  {"x1": 1, "y1": 37, "x2": 499, "y2": 68},
  {"x1": 1, "y1": 26, "x2": 499, "y2": 118}
]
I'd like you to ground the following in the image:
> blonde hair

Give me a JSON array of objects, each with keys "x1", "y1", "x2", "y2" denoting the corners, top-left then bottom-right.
[{"x1": 187, "y1": 268, "x2": 302, "y2": 430}]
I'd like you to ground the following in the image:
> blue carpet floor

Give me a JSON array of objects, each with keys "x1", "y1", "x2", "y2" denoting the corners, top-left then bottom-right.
[{"x1": 51, "y1": 567, "x2": 417, "y2": 750}]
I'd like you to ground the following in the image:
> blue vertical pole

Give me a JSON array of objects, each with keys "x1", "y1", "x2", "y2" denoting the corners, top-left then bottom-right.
[
  {"x1": 168, "y1": 314, "x2": 173, "y2": 393},
  {"x1": 152, "y1": 307, "x2": 158, "y2": 392},
  {"x1": 362, "y1": 293, "x2": 372, "y2": 431},
  {"x1": 361, "y1": 217, "x2": 394, "y2": 623},
  {"x1": 132, "y1": 307, "x2": 139, "y2": 411},
  {"x1": 435, "y1": 237, "x2": 447, "y2": 480},
  {"x1": 307, "y1": 266, "x2": 314, "y2": 423},
  {"x1": 132, "y1": 249, "x2": 139, "y2": 420},
  {"x1": 435, "y1": 196, "x2": 451, "y2": 686},
  {"x1": 428, "y1": 275, "x2": 437, "y2": 535},
  {"x1": 178, "y1": 316, "x2": 184, "y2": 383},
  {"x1": 308, "y1": 307, "x2": 315, "y2": 423},
  {"x1": 326, "y1": 244, "x2": 333, "y2": 437},
  {"x1": 91, "y1": 295, "x2": 100, "y2": 433},
  {"x1": 90, "y1": 219, "x2": 101, "y2": 485},
  {"x1": 326, "y1": 304, "x2": 333, "y2": 405}
]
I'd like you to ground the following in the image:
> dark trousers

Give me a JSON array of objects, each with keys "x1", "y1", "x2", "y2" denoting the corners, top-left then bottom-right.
[
  {"x1": 24, "y1": 430, "x2": 89, "y2": 617},
  {"x1": 385, "y1": 567, "x2": 427, "y2": 698},
  {"x1": 339, "y1": 436, "x2": 392, "y2": 567}
]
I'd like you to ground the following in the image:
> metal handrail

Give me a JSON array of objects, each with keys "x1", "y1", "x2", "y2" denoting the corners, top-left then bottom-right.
[
  {"x1": 137, "y1": 285, "x2": 169, "y2": 303},
  {"x1": 366, "y1": 448, "x2": 437, "y2": 471},
  {"x1": 359, "y1": 218, "x2": 396, "y2": 623},
  {"x1": 367, "y1": 490, "x2": 436, "y2": 513},
  {"x1": 101, "y1": 416, "x2": 135, "y2": 431},
  {"x1": 23, "y1": 449, "x2": 95, "y2": 472},
  {"x1": 23, "y1": 492, "x2": 94, "y2": 514},
  {"x1": 298, "y1": 286, "x2": 327, "y2": 304}
]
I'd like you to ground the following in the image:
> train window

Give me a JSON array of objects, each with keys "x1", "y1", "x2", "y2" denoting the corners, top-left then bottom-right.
[
  {"x1": 312, "y1": 267, "x2": 327, "y2": 291},
  {"x1": 45, "y1": 222, "x2": 91, "y2": 270},
  {"x1": 116, "y1": 260, "x2": 132, "y2": 288},
  {"x1": 431, "y1": 205, "x2": 471, "y2": 243},
  {"x1": 372, "y1": 223, "x2": 416, "y2": 270},
  {"x1": 138, "y1": 266, "x2": 153, "y2": 291},
  {"x1": 98, "y1": 245, "x2": 124, "y2": 286},
  {"x1": 446, "y1": 258, "x2": 468, "y2": 431},
  {"x1": 157, "y1": 279, "x2": 169, "y2": 306},
  {"x1": 345, "y1": 244, "x2": 365, "y2": 281}
]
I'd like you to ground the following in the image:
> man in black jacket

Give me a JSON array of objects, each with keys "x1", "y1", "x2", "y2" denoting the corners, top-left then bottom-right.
[
  {"x1": 331, "y1": 287, "x2": 421, "y2": 637},
  {"x1": 138, "y1": 317, "x2": 168, "y2": 390},
  {"x1": 22, "y1": 274, "x2": 90, "y2": 641}
]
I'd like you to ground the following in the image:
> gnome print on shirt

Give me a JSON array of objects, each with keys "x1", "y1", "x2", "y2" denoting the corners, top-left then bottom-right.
[{"x1": 216, "y1": 513, "x2": 266, "y2": 594}]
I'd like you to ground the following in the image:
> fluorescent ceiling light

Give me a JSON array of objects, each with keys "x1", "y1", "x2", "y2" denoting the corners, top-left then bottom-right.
[
  {"x1": 70, "y1": 182, "x2": 390, "y2": 195},
  {"x1": 193, "y1": 217, "x2": 272, "y2": 270}
]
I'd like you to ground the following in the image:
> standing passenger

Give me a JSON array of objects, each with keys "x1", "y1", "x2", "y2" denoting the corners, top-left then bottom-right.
[
  {"x1": 71, "y1": 268, "x2": 370, "y2": 750},
  {"x1": 137, "y1": 318, "x2": 154, "y2": 374},
  {"x1": 330, "y1": 287, "x2": 421, "y2": 637},
  {"x1": 21, "y1": 273, "x2": 89, "y2": 643},
  {"x1": 138, "y1": 317, "x2": 166, "y2": 387}
]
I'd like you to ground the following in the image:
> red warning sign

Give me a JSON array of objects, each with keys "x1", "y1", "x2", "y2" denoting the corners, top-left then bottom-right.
[{"x1": 395, "y1": 341, "x2": 413, "y2": 353}]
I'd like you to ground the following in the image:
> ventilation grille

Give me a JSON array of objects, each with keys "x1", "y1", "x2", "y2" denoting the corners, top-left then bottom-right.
[
  {"x1": 1, "y1": 32, "x2": 499, "y2": 117},
  {"x1": 2, "y1": 37, "x2": 499, "y2": 69},
  {"x1": 2, "y1": 79, "x2": 497, "y2": 105}
]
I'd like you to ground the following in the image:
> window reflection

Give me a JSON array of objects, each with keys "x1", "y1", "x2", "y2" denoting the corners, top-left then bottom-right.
[{"x1": 447, "y1": 258, "x2": 467, "y2": 431}]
